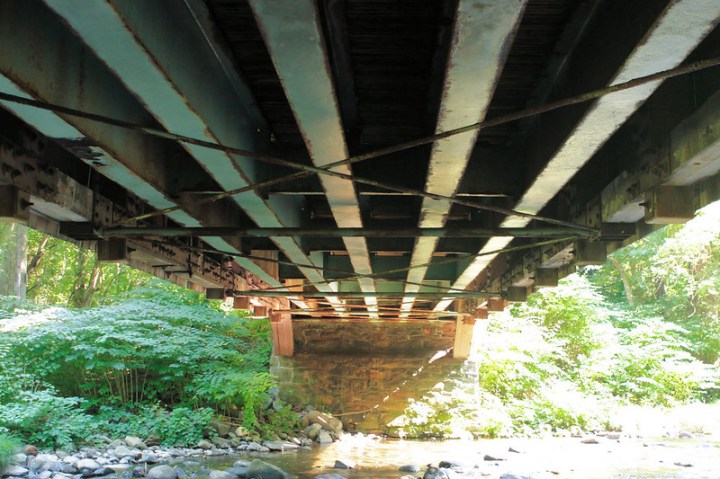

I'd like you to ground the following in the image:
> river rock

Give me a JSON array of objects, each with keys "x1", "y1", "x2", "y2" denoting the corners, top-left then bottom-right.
[
  {"x1": 305, "y1": 411, "x2": 342, "y2": 432},
  {"x1": 399, "y1": 465, "x2": 420, "y2": 473},
  {"x1": 60, "y1": 464, "x2": 78, "y2": 475},
  {"x1": 264, "y1": 442, "x2": 299, "y2": 452},
  {"x1": 114, "y1": 446, "x2": 138, "y2": 460},
  {"x1": 84, "y1": 466, "x2": 114, "y2": 477},
  {"x1": 52, "y1": 473, "x2": 72, "y2": 479},
  {"x1": 333, "y1": 460, "x2": 355, "y2": 469},
  {"x1": 124, "y1": 437, "x2": 145, "y2": 449},
  {"x1": 208, "y1": 471, "x2": 236, "y2": 479},
  {"x1": 224, "y1": 467, "x2": 248, "y2": 478},
  {"x1": 484, "y1": 454, "x2": 505, "y2": 462},
  {"x1": 316, "y1": 431, "x2": 333, "y2": 444},
  {"x1": 197, "y1": 440, "x2": 214, "y2": 450},
  {"x1": 76, "y1": 460, "x2": 101, "y2": 471},
  {"x1": 246, "y1": 442, "x2": 263, "y2": 452},
  {"x1": 144, "y1": 434, "x2": 162, "y2": 447},
  {"x1": 147, "y1": 465, "x2": 177, "y2": 479},
  {"x1": 246, "y1": 460, "x2": 290, "y2": 479},
  {"x1": 210, "y1": 422, "x2": 232, "y2": 438},
  {"x1": 24, "y1": 446, "x2": 38, "y2": 456},
  {"x1": 2, "y1": 466, "x2": 29, "y2": 477},
  {"x1": 679, "y1": 431, "x2": 694, "y2": 439},
  {"x1": 234, "y1": 427, "x2": 250, "y2": 438},
  {"x1": 314, "y1": 475, "x2": 347, "y2": 479},
  {"x1": 30, "y1": 454, "x2": 62, "y2": 472},
  {"x1": 423, "y1": 466, "x2": 448, "y2": 479},
  {"x1": 438, "y1": 461, "x2": 462, "y2": 471},
  {"x1": 233, "y1": 461, "x2": 250, "y2": 469},
  {"x1": 305, "y1": 423, "x2": 322, "y2": 440},
  {"x1": 211, "y1": 437, "x2": 230, "y2": 449},
  {"x1": 580, "y1": 437, "x2": 599, "y2": 444},
  {"x1": 140, "y1": 453, "x2": 159, "y2": 464}
]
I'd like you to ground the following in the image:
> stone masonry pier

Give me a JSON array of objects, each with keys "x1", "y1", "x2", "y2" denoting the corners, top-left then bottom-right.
[{"x1": 270, "y1": 319, "x2": 470, "y2": 433}]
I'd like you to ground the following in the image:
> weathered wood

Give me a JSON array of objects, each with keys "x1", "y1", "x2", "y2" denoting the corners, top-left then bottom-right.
[
  {"x1": 270, "y1": 311, "x2": 294, "y2": 356},
  {"x1": 487, "y1": 297, "x2": 506, "y2": 312},
  {"x1": 644, "y1": 185, "x2": 695, "y2": 224},
  {"x1": 453, "y1": 314, "x2": 474, "y2": 359},
  {"x1": 97, "y1": 239, "x2": 128, "y2": 263},
  {"x1": 253, "y1": 305, "x2": 269, "y2": 317},
  {"x1": 251, "y1": 250, "x2": 279, "y2": 280},
  {"x1": 233, "y1": 296, "x2": 251, "y2": 310}
]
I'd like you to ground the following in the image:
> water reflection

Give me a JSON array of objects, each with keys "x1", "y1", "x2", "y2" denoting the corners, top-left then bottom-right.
[{"x1": 197, "y1": 435, "x2": 720, "y2": 479}]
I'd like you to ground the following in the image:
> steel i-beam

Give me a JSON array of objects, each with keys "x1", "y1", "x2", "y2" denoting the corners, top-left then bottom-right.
[
  {"x1": 402, "y1": 0, "x2": 527, "y2": 316},
  {"x1": 434, "y1": 0, "x2": 720, "y2": 311},
  {"x1": 249, "y1": 0, "x2": 378, "y2": 315}
]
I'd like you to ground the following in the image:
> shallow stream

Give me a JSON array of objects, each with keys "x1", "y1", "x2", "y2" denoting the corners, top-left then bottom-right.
[{"x1": 174, "y1": 435, "x2": 720, "y2": 479}]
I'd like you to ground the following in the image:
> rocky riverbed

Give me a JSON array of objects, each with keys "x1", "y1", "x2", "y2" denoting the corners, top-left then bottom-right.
[{"x1": 2, "y1": 408, "x2": 720, "y2": 479}]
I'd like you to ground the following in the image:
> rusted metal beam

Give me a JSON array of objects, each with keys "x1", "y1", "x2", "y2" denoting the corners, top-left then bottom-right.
[
  {"x1": 403, "y1": 0, "x2": 527, "y2": 316},
  {"x1": 100, "y1": 225, "x2": 596, "y2": 238},
  {"x1": 39, "y1": 0, "x2": 318, "y2": 306},
  {"x1": 249, "y1": 0, "x2": 378, "y2": 313}
]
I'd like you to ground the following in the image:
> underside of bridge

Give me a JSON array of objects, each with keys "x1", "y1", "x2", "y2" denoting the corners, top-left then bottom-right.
[{"x1": 3, "y1": 0, "x2": 720, "y2": 363}]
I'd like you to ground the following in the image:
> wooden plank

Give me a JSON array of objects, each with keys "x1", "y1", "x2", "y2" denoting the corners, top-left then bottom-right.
[{"x1": 453, "y1": 314, "x2": 474, "y2": 359}]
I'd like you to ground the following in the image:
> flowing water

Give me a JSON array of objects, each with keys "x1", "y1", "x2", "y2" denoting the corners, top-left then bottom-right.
[{"x1": 181, "y1": 435, "x2": 720, "y2": 479}]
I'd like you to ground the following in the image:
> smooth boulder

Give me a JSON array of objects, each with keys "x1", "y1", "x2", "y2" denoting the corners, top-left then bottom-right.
[
  {"x1": 147, "y1": 465, "x2": 178, "y2": 479},
  {"x1": 208, "y1": 471, "x2": 236, "y2": 479},
  {"x1": 246, "y1": 459, "x2": 291, "y2": 479}
]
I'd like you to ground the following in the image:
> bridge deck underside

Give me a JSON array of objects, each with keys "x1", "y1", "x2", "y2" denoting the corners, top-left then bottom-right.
[{"x1": 2, "y1": 0, "x2": 720, "y2": 322}]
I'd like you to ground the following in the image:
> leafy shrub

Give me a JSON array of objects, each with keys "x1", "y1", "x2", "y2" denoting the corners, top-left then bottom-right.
[
  {"x1": 0, "y1": 285, "x2": 282, "y2": 445},
  {"x1": 95, "y1": 405, "x2": 214, "y2": 446},
  {"x1": 0, "y1": 433, "x2": 21, "y2": 471},
  {"x1": 0, "y1": 390, "x2": 96, "y2": 449}
]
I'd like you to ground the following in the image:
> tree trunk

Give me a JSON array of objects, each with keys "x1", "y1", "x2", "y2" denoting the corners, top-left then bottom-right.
[{"x1": 609, "y1": 256, "x2": 634, "y2": 306}]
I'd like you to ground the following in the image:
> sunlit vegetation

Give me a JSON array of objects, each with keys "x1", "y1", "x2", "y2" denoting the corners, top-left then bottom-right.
[
  {"x1": 392, "y1": 203, "x2": 720, "y2": 438},
  {"x1": 2, "y1": 202, "x2": 720, "y2": 445},
  {"x1": 0, "y1": 280, "x2": 297, "y2": 448}
]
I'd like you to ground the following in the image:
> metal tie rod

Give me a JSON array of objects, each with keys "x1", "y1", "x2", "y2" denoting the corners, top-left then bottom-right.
[{"x1": 231, "y1": 291, "x2": 494, "y2": 298}]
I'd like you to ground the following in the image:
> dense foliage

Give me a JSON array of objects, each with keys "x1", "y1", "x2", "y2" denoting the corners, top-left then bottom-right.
[
  {"x1": 393, "y1": 203, "x2": 720, "y2": 439},
  {"x1": 0, "y1": 433, "x2": 21, "y2": 471},
  {"x1": 0, "y1": 283, "x2": 288, "y2": 448}
]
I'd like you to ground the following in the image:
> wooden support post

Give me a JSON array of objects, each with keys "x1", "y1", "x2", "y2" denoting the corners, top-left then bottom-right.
[
  {"x1": 205, "y1": 288, "x2": 226, "y2": 300},
  {"x1": 233, "y1": 296, "x2": 251, "y2": 310},
  {"x1": 507, "y1": 285, "x2": 529, "y2": 303},
  {"x1": 453, "y1": 314, "x2": 474, "y2": 359},
  {"x1": 253, "y1": 305, "x2": 269, "y2": 317},
  {"x1": 487, "y1": 297, "x2": 506, "y2": 312},
  {"x1": 0, "y1": 186, "x2": 30, "y2": 223},
  {"x1": 97, "y1": 238, "x2": 128, "y2": 263},
  {"x1": 475, "y1": 307, "x2": 488, "y2": 319},
  {"x1": 575, "y1": 240, "x2": 607, "y2": 266},
  {"x1": 534, "y1": 268, "x2": 559, "y2": 287},
  {"x1": 270, "y1": 311, "x2": 294, "y2": 356},
  {"x1": 644, "y1": 185, "x2": 695, "y2": 224}
]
